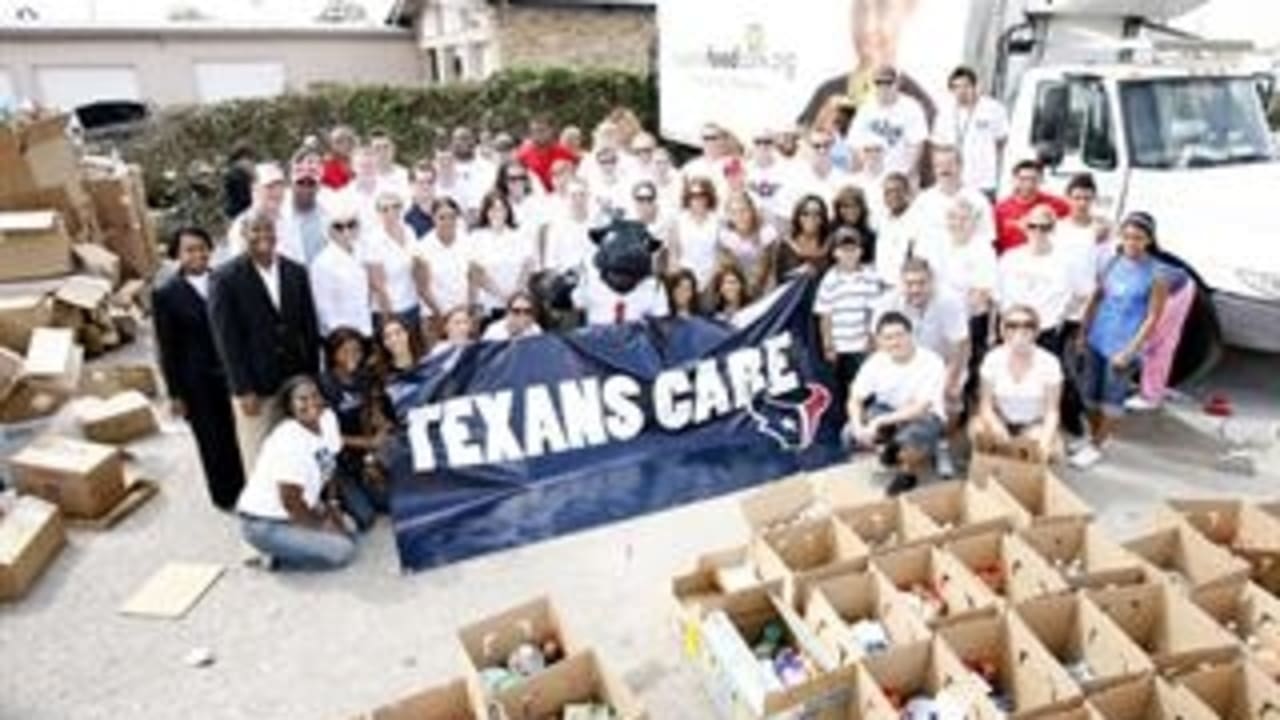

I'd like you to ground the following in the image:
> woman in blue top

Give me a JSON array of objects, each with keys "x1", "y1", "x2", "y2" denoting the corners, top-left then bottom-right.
[{"x1": 1071, "y1": 212, "x2": 1169, "y2": 468}]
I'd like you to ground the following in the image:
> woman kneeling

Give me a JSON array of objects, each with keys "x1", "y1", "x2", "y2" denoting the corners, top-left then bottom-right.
[{"x1": 970, "y1": 305, "x2": 1063, "y2": 461}]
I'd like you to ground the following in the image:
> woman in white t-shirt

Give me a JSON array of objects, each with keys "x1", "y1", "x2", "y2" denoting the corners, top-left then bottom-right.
[
  {"x1": 470, "y1": 191, "x2": 537, "y2": 320},
  {"x1": 416, "y1": 197, "x2": 474, "y2": 319},
  {"x1": 367, "y1": 190, "x2": 426, "y2": 333},
  {"x1": 236, "y1": 376, "x2": 356, "y2": 571},
  {"x1": 540, "y1": 179, "x2": 596, "y2": 275},
  {"x1": 970, "y1": 305, "x2": 1063, "y2": 460},
  {"x1": 670, "y1": 176, "x2": 722, "y2": 287},
  {"x1": 717, "y1": 191, "x2": 778, "y2": 296}
]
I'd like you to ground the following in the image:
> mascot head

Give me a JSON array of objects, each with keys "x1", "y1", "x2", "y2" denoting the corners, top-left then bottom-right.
[{"x1": 590, "y1": 218, "x2": 662, "y2": 295}]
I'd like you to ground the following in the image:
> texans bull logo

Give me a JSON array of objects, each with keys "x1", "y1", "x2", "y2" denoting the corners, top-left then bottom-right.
[{"x1": 747, "y1": 383, "x2": 832, "y2": 450}]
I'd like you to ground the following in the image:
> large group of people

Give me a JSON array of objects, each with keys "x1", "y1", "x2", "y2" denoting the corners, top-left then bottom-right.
[{"x1": 156, "y1": 63, "x2": 1193, "y2": 570}]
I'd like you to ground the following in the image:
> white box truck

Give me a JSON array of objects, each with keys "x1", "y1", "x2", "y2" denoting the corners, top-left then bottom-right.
[{"x1": 658, "y1": 0, "x2": 1280, "y2": 366}]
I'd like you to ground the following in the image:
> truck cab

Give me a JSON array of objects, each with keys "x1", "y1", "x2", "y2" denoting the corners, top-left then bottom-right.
[{"x1": 1002, "y1": 61, "x2": 1280, "y2": 355}]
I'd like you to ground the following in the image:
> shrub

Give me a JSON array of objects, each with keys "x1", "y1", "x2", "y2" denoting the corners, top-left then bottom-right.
[{"x1": 125, "y1": 67, "x2": 655, "y2": 235}]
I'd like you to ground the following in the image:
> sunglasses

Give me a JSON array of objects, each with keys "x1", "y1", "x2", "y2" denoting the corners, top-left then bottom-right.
[
  {"x1": 1004, "y1": 320, "x2": 1037, "y2": 331},
  {"x1": 509, "y1": 306, "x2": 534, "y2": 315},
  {"x1": 598, "y1": 158, "x2": 618, "y2": 166},
  {"x1": 701, "y1": 134, "x2": 723, "y2": 142},
  {"x1": 754, "y1": 138, "x2": 774, "y2": 146},
  {"x1": 330, "y1": 220, "x2": 359, "y2": 231},
  {"x1": 378, "y1": 204, "x2": 403, "y2": 212},
  {"x1": 507, "y1": 174, "x2": 530, "y2": 182},
  {"x1": 874, "y1": 78, "x2": 895, "y2": 86},
  {"x1": 294, "y1": 178, "x2": 318, "y2": 187},
  {"x1": 689, "y1": 191, "x2": 710, "y2": 199},
  {"x1": 634, "y1": 195, "x2": 656, "y2": 203},
  {"x1": 811, "y1": 142, "x2": 833, "y2": 151},
  {"x1": 1026, "y1": 223, "x2": 1054, "y2": 231},
  {"x1": 800, "y1": 208, "x2": 824, "y2": 217}
]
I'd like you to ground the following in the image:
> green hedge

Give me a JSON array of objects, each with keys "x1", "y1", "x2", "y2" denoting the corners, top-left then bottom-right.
[{"x1": 126, "y1": 67, "x2": 655, "y2": 235}]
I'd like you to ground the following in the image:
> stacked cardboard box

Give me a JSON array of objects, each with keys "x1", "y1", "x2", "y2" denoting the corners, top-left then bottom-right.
[
  {"x1": 351, "y1": 596, "x2": 646, "y2": 720},
  {"x1": 670, "y1": 461, "x2": 1280, "y2": 719}
]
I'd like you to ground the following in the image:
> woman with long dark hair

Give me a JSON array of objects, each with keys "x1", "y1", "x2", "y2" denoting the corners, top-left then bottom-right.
[
  {"x1": 317, "y1": 328, "x2": 390, "y2": 531},
  {"x1": 152, "y1": 227, "x2": 246, "y2": 510},
  {"x1": 773, "y1": 194, "x2": 833, "y2": 283}
]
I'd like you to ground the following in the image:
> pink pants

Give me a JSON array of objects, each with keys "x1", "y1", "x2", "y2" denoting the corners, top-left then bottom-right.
[{"x1": 1141, "y1": 283, "x2": 1195, "y2": 401}]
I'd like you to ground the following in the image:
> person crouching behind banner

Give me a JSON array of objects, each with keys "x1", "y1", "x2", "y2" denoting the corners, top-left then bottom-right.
[
  {"x1": 665, "y1": 269, "x2": 701, "y2": 318},
  {"x1": 483, "y1": 291, "x2": 543, "y2": 342},
  {"x1": 429, "y1": 306, "x2": 477, "y2": 358},
  {"x1": 375, "y1": 315, "x2": 426, "y2": 413},
  {"x1": 709, "y1": 264, "x2": 752, "y2": 323},
  {"x1": 970, "y1": 305, "x2": 1063, "y2": 462},
  {"x1": 318, "y1": 328, "x2": 391, "y2": 531},
  {"x1": 845, "y1": 312, "x2": 948, "y2": 496},
  {"x1": 236, "y1": 375, "x2": 356, "y2": 571}
]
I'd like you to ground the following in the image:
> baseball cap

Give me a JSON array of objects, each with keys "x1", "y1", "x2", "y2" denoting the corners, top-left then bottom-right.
[{"x1": 254, "y1": 162, "x2": 286, "y2": 187}]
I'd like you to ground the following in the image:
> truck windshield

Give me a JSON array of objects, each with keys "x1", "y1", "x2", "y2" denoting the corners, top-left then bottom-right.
[{"x1": 1121, "y1": 77, "x2": 1276, "y2": 169}]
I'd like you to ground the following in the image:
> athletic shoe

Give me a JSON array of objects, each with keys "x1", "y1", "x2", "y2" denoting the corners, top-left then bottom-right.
[
  {"x1": 886, "y1": 473, "x2": 919, "y2": 496},
  {"x1": 1124, "y1": 395, "x2": 1161, "y2": 412},
  {"x1": 1068, "y1": 443, "x2": 1103, "y2": 469},
  {"x1": 1065, "y1": 436, "x2": 1089, "y2": 455},
  {"x1": 935, "y1": 443, "x2": 957, "y2": 479}
]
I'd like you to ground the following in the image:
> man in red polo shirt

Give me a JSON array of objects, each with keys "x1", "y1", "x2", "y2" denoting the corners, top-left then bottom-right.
[
  {"x1": 321, "y1": 125, "x2": 358, "y2": 190},
  {"x1": 516, "y1": 114, "x2": 578, "y2": 192},
  {"x1": 994, "y1": 159, "x2": 1069, "y2": 254}
]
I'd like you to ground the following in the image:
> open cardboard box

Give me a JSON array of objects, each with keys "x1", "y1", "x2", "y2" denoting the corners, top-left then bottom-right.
[
  {"x1": 1123, "y1": 522, "x2": 1251, "y2": 592},
  {"x1": 456, "y1": 596, "x2": 584, "y2": 712},
  {"x1": 872, "y1": 544, "x2": 1001, "y2": 628},
  {"x1": 0, "y1": 328, "x2": 83, "y2": 423},
  {"x1": 945, "y1": 529, "x2": 1069, "y2": 604},
  {"x1": 671, "y1": 544, "x2": 766, "y2": 624},
  {"x1": 752, "y1": 516, "x2": 870, "y2": 607},
  {"x1": 0, "y1": 495, "x2": 66, "y2": 601},
  {"x1": 977, "y1": 468, "x2": 1093, "y2": 528},
  {"x1": 1190, "y1": 580, "x2": 1280, "y2": 682},
  {"x1": 938, "y1": 612, "x2": 1085, "y2": 719},
  {"x1": 902, "y1": 480, "x2": 1020, "y2": 542},
  {"x1": 1015, "y1": 592, "x2": 1154, "y2": 694},
  {"x1": 1086, "y1": 676, "x2": 1220, "y2": 720},
  {"x1": 1087, "y1": 583, "x2": 1240, "y2": 675},
  {"x1": 0, "y1": 210, "x2": 74, "y2": 282},
  {"x1": 861, "y1": 637, "x2": 995, "y2": 718},
  {"x1": 351, "y1": 678, "x2": 480, "y2": 720},
  {"x1": 683, "y1": 583, "x2": 856, "y2": 719},
  {"x1": 74, "y1": 390, "x2": 158, "y2": 445},
  {"x1": 738, "y1": 471, "x2": 877, "y2": 537},
  {"x1": 1018, "y1": 520, "x2": 1149, "y2": 590},
  {"x1": 0, "y1": 294, "x2": 53, "y2": 354},
  {"x1": 8, "y1": 435, "x2": 127, "y2": 519},
  {"x1": 835, "y1": 497, "x2": 941, "y2": 553},
  {"x1": 1160, "y1": 498, "x2": 1280, "y2": 595},
  {"x1": 1176, "y1": 659, "x2": 1280, "y2": 720},
  {"x1": 497, "y1": 650, "x2": 646, "y2": 720},
  {"x1": 802, "y1": 566, "x2": 932, "y2": 666}
]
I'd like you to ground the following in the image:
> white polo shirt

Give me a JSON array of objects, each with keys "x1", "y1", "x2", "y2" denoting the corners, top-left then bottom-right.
[
  {"x1": 932, "y1": 96, "x2": 1010, "y2": 192},
  {"x1": 418, "y1": 229, "x2": 476, "y2": 315},
  {"x1": 364, "y1": 226, "x2": 420, "y2": 314},
  {"x1": 310, "y1": 241, "x2": 372, "y2": 337},
  {"x1": 236, "y1": 410, "x2": 341, "y2": 521}
]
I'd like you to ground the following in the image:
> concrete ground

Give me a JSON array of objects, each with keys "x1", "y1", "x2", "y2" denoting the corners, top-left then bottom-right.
[{"x1": 1, "y1": 343, "x2": 1277, "y2": 720}]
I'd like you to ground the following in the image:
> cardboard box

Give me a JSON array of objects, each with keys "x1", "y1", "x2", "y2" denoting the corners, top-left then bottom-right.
[
  {"x1": 0, "y1": 495, "x2": 66, "y2": 601},
  {"x1": 836, "y1": 497, "x2": 941, "y2": 553},
  {"x1": 84, "y1": 165, "x2": 159, "y2": 279},
  {"x1": 351, "y1": 678, "x2": 479, "y2": 720},
  {"x1": 0, "y1": 329, "x2": 83, "y2": 423},
  {"x1": 1015, "y1": 593, "x2": 1155, "y2": 694},
  {"x1": 456, "y1": 596, "x2": 584, "y2": 712},
  {"x1": 1086, "y1": 676, "x2": 1220, "y2": 720},
  {"x1": 752, "y1": 517, "x2": 869, "y2": 607},
  {"x1": 75, "y1": 390, "x2": 158, "y2": 445},
  {"x1": 872, "y1": 544, "x2": 1001, "y2": 628},
  {"x1": 7, "y1": 435, "x2": 127, "y2": 518},
  {"x1": 682, "y1": 584, "x2": 858, "y2": 719},
  {"x1": 860, "y1": 637, "x2": 994, "y2": 718},
  {"x1": 978, "y1": 468, "x2": 1094, "y2": 528},
  {"x1": 803, "y1": 567, "x2": 932, "y2": 665},
  {"x1": 1019, "y1": 520, "x2": 1149, "y2": 590},
  {"x1": 968, "y1": 437, "x2": 1046, "y2": 485},
  {"x1": 1123, "y1": 522, "x2": 1251, "y2": 592},
  {"x1": 497, "y1": 650, "x2": 646, "y2": 720},
  {"x1": 0, "y1": 182, "x2": 96, "y2": 242},
  {"x1": 0, "y1": 210, "x2": 73, "y2": 281},
  {"x1": 0, "y1": 295, "x2": 53, "y2": 354},
  {"x1": 72, "y1": 243, "x2": 122, "y2": 288},
  {"x1": 1160, "y1": 498, "x2": 1280, "y2": 595},
  {"x1": 1176, "y1": 659, "x2": 1280, "y2": 720},
  {"x1": 903, "y1": 480, "x2": 1020, "y2": 542},
  {"x1": 671, "y1": 545, "x2": 768, "y2": 621},
  {"x1": 0, "y1": 116, "x2": 79, "y2": 198},
  {"x1": 938, "y1": 612, "x2": 1085, "y2": 719},
  {"x1": 738, "y1": 471, "x2": 876, "y2": 536},
  {"x1": 1190, "y1": 581, "x2": 1280, "y2": 678},
  {"x1": 79, "y1": 364, "x2": 159, "y2": 399},
  {"x1": 945, "y1": 529, "x2": 1069, "y2": 603},
  {"x1": 1087, "y1": 583, "x2": 1240, "y2": 674}
]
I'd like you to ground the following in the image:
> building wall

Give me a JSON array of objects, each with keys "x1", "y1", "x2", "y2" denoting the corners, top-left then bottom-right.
[
  {"x1": 0, "y1": 29, "x2": 423, "y2": 108},
  {"x1": 494, "y1": 6, "x2": 655, "y2": 73}
]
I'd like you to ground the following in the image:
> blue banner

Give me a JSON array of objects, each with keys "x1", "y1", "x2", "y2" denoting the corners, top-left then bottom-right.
[{"x1": 386, "y1": 277, "x2": 848, "y2": 571}]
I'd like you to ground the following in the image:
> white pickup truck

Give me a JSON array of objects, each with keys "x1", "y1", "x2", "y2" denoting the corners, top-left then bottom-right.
[{"x1": 658, "y1": 0, "x2": 1280, "y2": 370}]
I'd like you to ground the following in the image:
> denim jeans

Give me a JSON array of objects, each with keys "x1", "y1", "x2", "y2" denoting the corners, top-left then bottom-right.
[
  {"x1": 337, "y1": 469, "x2": 389, "y2": 532},
  {"x1": 240, "y1": 515, "x2": 356, "y2": 571}
]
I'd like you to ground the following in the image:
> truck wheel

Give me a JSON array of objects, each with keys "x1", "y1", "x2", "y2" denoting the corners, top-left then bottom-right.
[{"x1": 1169, "y1": 282, "x2": 1223, "y2": 388}]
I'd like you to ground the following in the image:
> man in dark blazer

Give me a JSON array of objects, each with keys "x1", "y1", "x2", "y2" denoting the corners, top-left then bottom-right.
[
  {"x1": 153, "y1": 227, "x2": 246, "y2": 510},
  {"x1": 209, "y1": 209, "x2": 321, "y2": 474}
]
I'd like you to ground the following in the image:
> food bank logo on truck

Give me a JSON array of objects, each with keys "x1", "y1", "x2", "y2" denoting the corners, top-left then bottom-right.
[{"x1": 668, "y1": 22, "x2": 799, "y2": 83}]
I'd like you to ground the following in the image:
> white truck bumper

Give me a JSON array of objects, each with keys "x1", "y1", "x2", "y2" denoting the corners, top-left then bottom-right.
[{"x1": 1215, "y1": 291, "x2": 1280, "y2": 353}]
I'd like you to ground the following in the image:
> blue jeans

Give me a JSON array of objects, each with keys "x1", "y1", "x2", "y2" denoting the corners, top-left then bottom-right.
[
  {"x1": 337, "y1": 468, "x2": 389, "y2": 532},
  {"x1": 240, "y1": 515, "x2": 356, "y2": 571}
]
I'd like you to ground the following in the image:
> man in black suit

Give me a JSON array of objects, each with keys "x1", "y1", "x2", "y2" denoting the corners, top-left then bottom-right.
[
  {"x1": 209, "y1": 210, "x2": 321, "y2": 474},
  {"x1": 153, "y1": 227, "x2": 246, "y2": 511}
]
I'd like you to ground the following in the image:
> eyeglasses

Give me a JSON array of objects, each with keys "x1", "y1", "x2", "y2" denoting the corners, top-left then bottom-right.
[
  {"x1": 1004, "y1": 320, "x2": 1037, "y2": 331},
  {"x1": 811, "y1": 142, "x2": 833, "y2": 151},
  {"x1": 1026, "y1": 223, "x2": 1054, "y2": 232},
  {"x1": 378, "y1": 204, "x2": 403, "y2": 212},
  {"x1": 701, "y1": 134, "x2": 723, "y2": 142},
  {"x1": 330, "y1": 220, "x2": 359, "y2": 232}
]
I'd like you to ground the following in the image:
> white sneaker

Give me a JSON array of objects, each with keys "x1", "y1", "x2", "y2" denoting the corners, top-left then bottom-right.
[
  {"x1": 1124, "y1": 395, "x2": 1162, "y2": 412},
  {"x1": 936, "y1": 444, "x2": 957, "y2": 479},
  {"x1": 1069, "y1": 443, "x2": 1103, "y2": 469}
]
